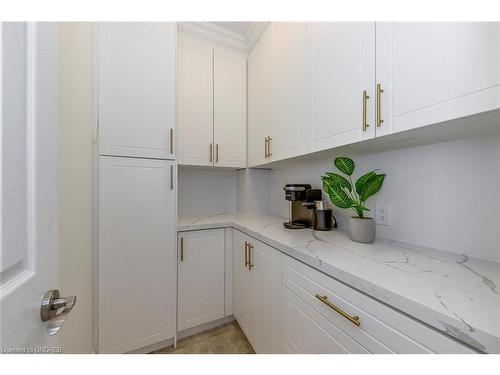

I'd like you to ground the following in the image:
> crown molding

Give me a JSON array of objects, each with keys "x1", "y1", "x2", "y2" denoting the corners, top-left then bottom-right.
[
  {"x1": 246, "y1": 22, "x2": 269, "y2": 51},
  {"x1": 178, "y1": 22, "x2": 247, "y2": 52}
]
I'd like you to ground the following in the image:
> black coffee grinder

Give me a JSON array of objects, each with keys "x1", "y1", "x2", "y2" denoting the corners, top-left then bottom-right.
[{"x1": 283, "y1": 184, "x2": 322, "y2": 229}]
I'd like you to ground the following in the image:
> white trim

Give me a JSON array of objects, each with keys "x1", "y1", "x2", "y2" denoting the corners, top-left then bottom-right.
[
  {"x1": 178, "y1": 22, "x2": 247, "y2": 52},
  {"x1": 246, "y1": 22, "x2": 269, "y2": 51}
]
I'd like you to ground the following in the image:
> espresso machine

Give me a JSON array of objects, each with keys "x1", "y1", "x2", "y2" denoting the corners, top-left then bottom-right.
[{"x1": 283, "y1": 184, "x2": 322, "y2": 229}]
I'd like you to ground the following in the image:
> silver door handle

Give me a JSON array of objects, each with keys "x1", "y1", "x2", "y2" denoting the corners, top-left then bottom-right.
[{"x1": 40, "y1": 289, "x2": 76, "y2": 335}]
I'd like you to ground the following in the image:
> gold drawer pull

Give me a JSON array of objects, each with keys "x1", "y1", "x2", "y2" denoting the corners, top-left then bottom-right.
[
  {"x1": 376, "y1": 83, "x2": 384, "y2": 127},
  {"x1": 244, "y1": 241, "x2": 249, "y2": 267},
  {"x1": 315, "y1": 294, "x2": 360, "y2": 326},
  {"x1": 180, "y1": 237, "x2": 184, "y2": 261},
  {"x1": 170, "y1": 128, "x2": 174, "y2": 154},
  {"x1": 247, "y1": 243, "x2": 254, "y2": 270},
  {"x1": 209, "y1": 143, "x2": 213, "y2": 162},
  {"x1": 362, "y1": 90, "x2": 370, "y2": 131}
]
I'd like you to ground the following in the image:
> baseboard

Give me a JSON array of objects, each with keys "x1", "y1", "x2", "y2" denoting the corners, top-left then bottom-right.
[
  {"x1": 124, "y1": 315, "x2": 235, "y2": 354},
  {"x1": 126, "y1": 337, "x2": 174, "y2": 354},
  {"x1": 178, "y1": 315, "x2": 235, "y2": 340}
]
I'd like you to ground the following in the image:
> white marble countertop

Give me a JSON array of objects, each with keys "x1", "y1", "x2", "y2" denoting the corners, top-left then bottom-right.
[{"x1": 178, "y1": 213, "x2": 500, "y2": 353}]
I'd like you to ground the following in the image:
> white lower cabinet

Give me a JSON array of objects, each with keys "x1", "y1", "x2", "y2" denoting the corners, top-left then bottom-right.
[
  {"x1": 281, "y1": 287, "x2": 368, "y2": 353},
  {"x1": 232, "y1": 230, "x2": 283, "y2": 353},
  {"x1": 177, "y1": 229, "x2": 225, "y2": 331},
  {"x1": 98, "y1": 157, "x2": 176, "y2": 353},
  {"x1": 282, "y1": 256, "x2": 476, "y2": 354}
]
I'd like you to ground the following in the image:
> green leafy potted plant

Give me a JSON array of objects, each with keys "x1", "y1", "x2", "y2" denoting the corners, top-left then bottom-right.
[{"x1": 321, "y1": 157, "x2": 385, "y2": 243}]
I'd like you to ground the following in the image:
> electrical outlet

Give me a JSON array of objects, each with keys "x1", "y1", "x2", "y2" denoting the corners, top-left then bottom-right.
[{"x1": 375, "y1": 203, "x2": 390, "y2": 226}]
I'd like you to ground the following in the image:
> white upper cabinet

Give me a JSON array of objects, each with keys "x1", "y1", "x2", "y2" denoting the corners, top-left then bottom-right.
[
  {"x1": 247, "y1": 26, "x2": 271, "y2": 167},
  {"x1": 177, "y1": 31, "x2": 247, "y2": 168},
  {"x1": 213, "y1": 46, "x2": 247, "y2": 168},
  {"x1": 98, "y1": 23, "x2": 176, "y2": 159},
  {"x1": 306, "y1": 23, "x2": 375, "y2": 152},
  {"x1": 177, "y1": 32, "x2": 214, "y2": 166},
  {"x1": 269, "y1": 22, "x2": 307, "y2": 161},
  {"x1": 376, "y1": 22, "x2": 500, "y2": 136}
]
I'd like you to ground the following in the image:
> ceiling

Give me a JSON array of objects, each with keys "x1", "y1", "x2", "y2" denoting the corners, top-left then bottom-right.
[{"x1": 212, "y1": 22, "x2": 254, "y2": 36}]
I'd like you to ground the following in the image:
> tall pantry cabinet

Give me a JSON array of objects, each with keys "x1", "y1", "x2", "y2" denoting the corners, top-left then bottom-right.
[{"x1": 96, "y1": 22, "x2": 177, "y2": 353}]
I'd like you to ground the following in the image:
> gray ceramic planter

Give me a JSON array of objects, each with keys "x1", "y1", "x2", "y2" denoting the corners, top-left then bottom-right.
[{"x1": 348, "y1": 217, "x2": 375, "y2": 243}]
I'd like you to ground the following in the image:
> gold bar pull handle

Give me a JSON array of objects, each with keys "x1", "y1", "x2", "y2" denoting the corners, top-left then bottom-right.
[
  {"x1": 247, "y1": 243, "x2": 254, "y2": 270},
  {"x1": 362, "y1": 90, "x2": 370, "y2": 131},
  {"x1": 376, "y1": 83, "x2": 384, "y2": 127},
  {"x1": 170, "y1": 128, "x2": 174, "y2": 154},
  {"x1": 180, "y1": 237, "x2": 184, "y2": 261},
  {"x1": 215, "y1": 144, "x2": 219, "y2": 163},
  {"x1": 209, "y1": 143, "x2": 213, "y2": 162},
  {"x1": 170, "y1": 164, "x2": 174, "y2": 190},
  {"x1": 315, "y1": 294, "x2": 360, "y2": 326},
  {"x1": 267, "y1": 137, "x2": 272, "y2": 157},
  {"x1": 264, "y1": 137, "x2": 268, "y2": 158},
  {"x1": 244, "y1": 241, "x2": 249, "y2": 267}
]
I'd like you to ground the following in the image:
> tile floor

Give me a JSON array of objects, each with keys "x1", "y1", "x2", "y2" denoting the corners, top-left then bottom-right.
[{"x1": 151, "y1": 321, "x2": 255, "y2": 354}]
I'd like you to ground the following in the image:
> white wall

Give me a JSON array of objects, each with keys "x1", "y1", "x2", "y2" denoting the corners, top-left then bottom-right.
[
  {"x1": 268, "y1": 132, "x2": 500, "y2": 262},
  {"x1": 178, "y1": 166, "x2": 238, "y2": 217},
  {"x1": 237, "y1": 168, "x2": 271, "y2": 215},
  {"x1": 58, "y1": 23, "x2": 94, "y2": 353}
]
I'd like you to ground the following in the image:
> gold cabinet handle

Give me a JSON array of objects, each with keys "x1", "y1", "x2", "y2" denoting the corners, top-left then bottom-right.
[
  {"x1": 209, "y1": 143, "x2": 213, "y2": 162},
  {"x1": 180, "y1": 237, "x2": 184, "y2": 261},
  {"x1": 247, "y1": 243, "x2": 254, "y2": 270},
  {"x1": 170, "y1": 128, "x2": 174, "y2": 154},
  {"x1": 362, "y1": 90, "x2": 370, "y2": 131},
  {"x1": 215, "y1": 144, "x2": 219, "y2": 163},
  {"x1": 315, "y1": 294, "x2": 360, "y2": 326},
  {"x1": 244, "y1": 241, "x2": 249, "y2": 267},
  {"x1": 264, "y1": 137, "x2": 268, "y2": 158},
  {"x1": 170, "y1": 164, "x2": 174, "y2": 190},
  {"x1": 376, "y1": 83, "x2": 384, "y2": 127},
  {"x1": 267, "y1": 136, "x2": 272, "y2": 157}
]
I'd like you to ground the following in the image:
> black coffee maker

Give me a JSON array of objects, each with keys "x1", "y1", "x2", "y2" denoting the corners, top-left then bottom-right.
[{"x1": 283, "y1": 184, "x2": 322, "y2": 229}]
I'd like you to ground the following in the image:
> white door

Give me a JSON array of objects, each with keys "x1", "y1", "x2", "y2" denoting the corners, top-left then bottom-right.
[
  {"x1": 213, "y1": 45, "x2": 247, "y2": 168},
  {"x1": 251, "y1": 241, "x2": 282, "y2": 353},
  {"x1": 307, "y1": 22, "x2": 375, "y2": 152},
  {"x1": 177, "y1": 32, "x2": 214, "y2": 166},
  {"x1": 98, "y1": 22, "x2": 176, "y2": 159},
  {"x1": 231, "y1": 231, "x2": 254, "y2": 343},
  {"x1": 98, "y1": 156, "x2": 176, "y2": 353},
  {"x1": 1, "y1": 23, "x2": 64, "y2": 352},
  {"x1": 376, "y1": 22, "x2": 500, "y2": 136},
  {"x1": 269, "y1": 22, "x2": 307, "y2": 162},
  {"x1": 247, "y1": 26, "x2": 271, "y2": 167},
  {"x1": 177, "y1": 229, "x2": 225, "y2": 331}
]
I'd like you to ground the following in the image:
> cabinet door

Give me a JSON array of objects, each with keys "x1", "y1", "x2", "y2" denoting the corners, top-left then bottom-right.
[
  {"x1": 177, "y1": 32, "x2": 214, "y2": 166},
  {"x1": 98, "y1": 157, "x2": 176, "y2": 353},
  {"x1": 178, "y1": 229, "x2": 225, "y2": 331},
  {"x1": 250, "y1": 241, "x2": 283, "y2": 353},
  {"x1": 213, "y1": 46, "x2": 247, "y2": 168},
  {"x1": 376, "y1": 22, "x2": 500, "y2": 136},
  {"x1": 281, "y1": 288, "x2": 368, "y2": 354},
  {"x1": 231, "y1": 231, "x2": 254, "y2": 343},
  {"x1": 98, "y1": 23, "x2": 176, "y2": 159},
  {"x1": 269, "y1": 22, "x2": 307, "y2": 162},
  {"x1": 307, "y1": 23, "x2": 375, "y2": 152},
  {"x1": 248, "y1": 26, "x2": 271, "y2": 167}
]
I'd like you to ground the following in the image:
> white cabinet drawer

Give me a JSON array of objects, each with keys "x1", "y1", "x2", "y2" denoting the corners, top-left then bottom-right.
[
  {"x1": 283, "y1": 256, "x2": 475, "y2": 353},
  {"x1": 282, "y1": 287, "x2": 368, "y2": 353}
]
